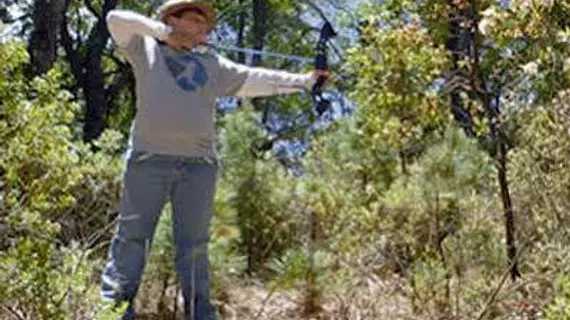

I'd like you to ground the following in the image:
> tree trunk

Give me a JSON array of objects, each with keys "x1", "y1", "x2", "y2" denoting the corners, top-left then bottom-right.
[
  {"x1": 251, "y1": 0, "x2": 270, "y2": 118},
  {"x1": 28, "y1": 0, "x2": 67, "y2": 76},
  {"x1": 251, "y1": 0, "x2": 267, "y2": 68},
  {"x1": 468, "y1": 0, "x2": 520, "y2": 281},
  {"x1": 83, "y1": 0, "x2": 117, "y2": 142},
  {"x1": 239, "y1": 0, "x2": 270, "y2": 275},
  {"x1": 233, "y1": 0, "x2": 247, "y2": 111},
  {"x1": 83, "y1": 62, "x2": 108, "y2": 143},
  {"x1": 303, "y1": 210, "x2": 322, "y2": 317},
  {"x1": 250, "y1": 0, "x2": 273, "y2": 142},
  {"x1": 496, "y1": 143, "x2": 520, "y2": 280},
  {"x1": 445, "y1": 0, "x2": 474, "y2": 136},
  {"x1": 60, "y1": 0, "x2": 118, "y2": 143},
  {"x1": 236, "y1": 0, "x2": 247, "y2": 65},
  {"x1": 238, "y1": 173, "x2": 257, "y2": 275}
]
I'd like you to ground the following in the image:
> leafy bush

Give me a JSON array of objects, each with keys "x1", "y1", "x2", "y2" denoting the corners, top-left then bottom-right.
[
  {"x1": 0, "y1": 40, "x2": 124, "y2": 319},
  {"x1": 545, "y1": 275, "x2": 570, "y2": 320}
]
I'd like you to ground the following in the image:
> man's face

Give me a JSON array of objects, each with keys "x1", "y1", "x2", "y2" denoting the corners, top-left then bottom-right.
[{"x1": 166, "y1": 9, "x2": 209, "y2": 45}]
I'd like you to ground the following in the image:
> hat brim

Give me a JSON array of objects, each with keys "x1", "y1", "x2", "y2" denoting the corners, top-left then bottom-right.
[{"x1": 158, "y1": 1, "x2": 216, "y2": 31}]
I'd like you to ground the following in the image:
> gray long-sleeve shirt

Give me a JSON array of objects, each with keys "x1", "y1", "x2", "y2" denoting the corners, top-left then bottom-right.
[{"x1": 106, "y1": 10, "x2": 316, "y2": 159}]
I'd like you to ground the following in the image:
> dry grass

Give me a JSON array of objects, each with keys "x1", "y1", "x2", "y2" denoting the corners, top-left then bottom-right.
[{"x1": 135, "y1": 274, "x2": 412, "y2": 320}]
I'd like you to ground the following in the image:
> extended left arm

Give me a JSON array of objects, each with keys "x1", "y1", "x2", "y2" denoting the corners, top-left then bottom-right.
[{"x1": 216, "y1": 54, "x2": 317, "y2": 97}]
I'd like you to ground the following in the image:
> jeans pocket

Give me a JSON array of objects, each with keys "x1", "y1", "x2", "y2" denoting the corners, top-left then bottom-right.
[
  {"x1": 124, "y1": 152, "x2": 155, "y2": 172},
  {"x1": 128, "y1": 151, "x2": 154, "y2": 164}
]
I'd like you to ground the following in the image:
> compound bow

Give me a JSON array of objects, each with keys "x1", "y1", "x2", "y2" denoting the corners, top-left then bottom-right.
[
  {"x1": 208, "y1": 20, "x2": 338, "y2": 117},
  {"x1": 312, "y1": 21, "x2": 337, "y2": 116}
]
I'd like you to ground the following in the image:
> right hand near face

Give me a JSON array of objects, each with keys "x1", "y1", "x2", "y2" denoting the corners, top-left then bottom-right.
[{"x1": 164, "y1": 28, "x2": 192, "y2": 51}]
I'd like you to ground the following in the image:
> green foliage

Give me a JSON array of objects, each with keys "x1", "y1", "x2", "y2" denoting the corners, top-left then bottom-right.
[
  {"x1": 545, "y1": 275, "x2": 570, "y2": 320},
  {"x1": 299, "y1": 116, "x2": 505, "y2": 318},
  {"x1": 507, "y1": 90, "x2": 570, "y2": 319},
  {"x1": 347, "y1": 0, "x2": 450, "y2": 157},
  {"x1": 0, "y1": 41, "x2": 124, "y2": 242},
  {"x1": 0, "y1": 40, "x2": 124, "y2": 319},
  {"x1": 478, "y1": 0, "x2": 570, "y2": 105},
  {"x1": 378, "y1": 127, "x2": 501, "y2": 313},
  {"x1": 219, "y1": 104, "x2": 300, "y2": 274},
  {"x1": 509, "y1": 89, "x2": 570, "y2": 243},
  {"x1": 0, "y1": 240, "x2": 125, "y2": 320},
  {"x1": 5, "y1": 0, "x2": 570, "y2": 318}
]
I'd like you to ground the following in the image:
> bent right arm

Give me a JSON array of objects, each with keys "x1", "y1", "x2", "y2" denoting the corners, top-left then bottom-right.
[{"x1": 106, "y1": 10, "x2": 172, "y2": 48}]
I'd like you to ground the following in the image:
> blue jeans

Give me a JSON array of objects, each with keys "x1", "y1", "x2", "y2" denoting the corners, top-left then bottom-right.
[{"x1": 100, "y1": 152, "x2": 218, "y2": 320}]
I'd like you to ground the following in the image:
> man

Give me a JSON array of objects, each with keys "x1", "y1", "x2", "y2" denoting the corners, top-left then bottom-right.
[{"x1": 102, "y1": 0, "x2": 330, "y2": 319}]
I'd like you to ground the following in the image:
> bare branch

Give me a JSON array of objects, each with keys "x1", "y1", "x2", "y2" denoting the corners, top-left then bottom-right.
[
  {"x1": 83, "y1": 0, "x2": 101, "y2": 19},
  {"x1": 60, "y1": 5, "x2": 84, "y2": 88},
  {"x1": 1, "y1": 305, "x2": 26, "y2": 320}
]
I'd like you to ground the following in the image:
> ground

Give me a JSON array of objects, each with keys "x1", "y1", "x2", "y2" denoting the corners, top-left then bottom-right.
[{"x1": 135, "y1": 274, "x2": 411, "y2": 319}]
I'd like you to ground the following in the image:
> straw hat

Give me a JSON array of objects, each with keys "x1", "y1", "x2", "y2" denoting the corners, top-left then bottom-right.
[{"x1": 157, "y1": 0, "x2": 216, "y2": 31}]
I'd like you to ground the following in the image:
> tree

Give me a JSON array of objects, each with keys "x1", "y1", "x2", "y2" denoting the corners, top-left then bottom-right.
[{"x1": 27, "y1": 0, "x2": 67, "y2": 76}]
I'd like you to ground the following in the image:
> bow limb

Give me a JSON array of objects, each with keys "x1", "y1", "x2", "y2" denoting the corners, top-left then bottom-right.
[{"x1": 311, "y1": 20, "x2": 337, "y2": 116}]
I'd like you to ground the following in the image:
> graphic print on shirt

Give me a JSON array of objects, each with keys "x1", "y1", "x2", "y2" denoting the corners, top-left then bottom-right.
[{"x1": 163, "y1": 49, "x2": 209, "y2": 92}]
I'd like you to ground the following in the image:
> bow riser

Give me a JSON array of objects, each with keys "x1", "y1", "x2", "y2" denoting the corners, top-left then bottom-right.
[{"x1": 312, "y1": 21, "x2": 337, "y2": 116}]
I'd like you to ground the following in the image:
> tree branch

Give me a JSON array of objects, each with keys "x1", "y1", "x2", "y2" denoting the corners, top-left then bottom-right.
[
  {"x1": 83, "y1": 0, "x2": 101, "y2": 19},
  {"x1": 1, "y1": 305, "x2": 26, "y2": 320},
  {"x1": 105, "y1": 67, "x2": 132, "y2": 105},
  {"x1": 60, "y1": 4, "x2": 84, "y2": 88},
  {"x1": 103, "y1": 48, "x2": 128, "y2": 69},
  {"x1": 1, "y1": 13, "x2": 30, "y2": 24}
]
